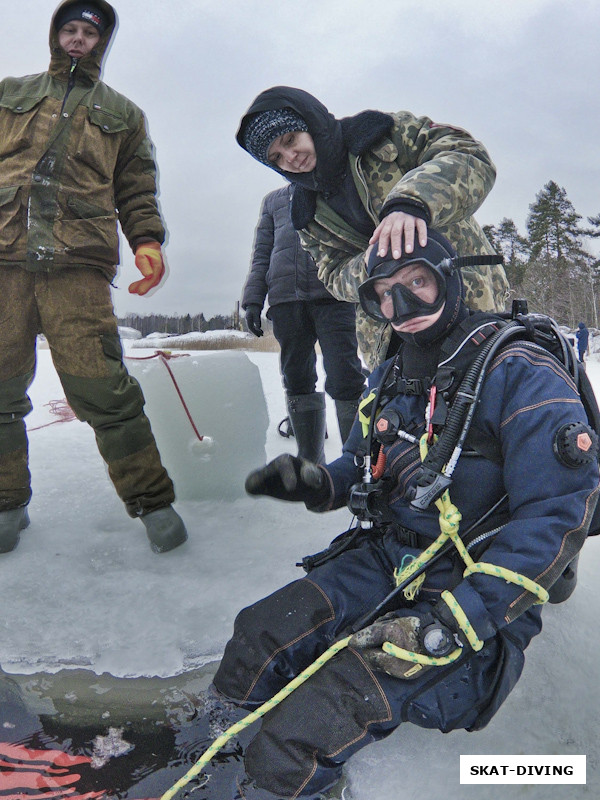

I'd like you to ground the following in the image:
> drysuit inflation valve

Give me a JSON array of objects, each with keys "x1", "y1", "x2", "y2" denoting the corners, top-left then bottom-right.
[{"x1": 553, "y1": 422, "x2": 599, "y2": 468}]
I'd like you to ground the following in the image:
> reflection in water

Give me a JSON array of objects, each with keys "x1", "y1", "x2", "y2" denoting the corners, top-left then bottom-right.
[{"x1": 0, "y1": 663, "x2": 247, "y2": 799}]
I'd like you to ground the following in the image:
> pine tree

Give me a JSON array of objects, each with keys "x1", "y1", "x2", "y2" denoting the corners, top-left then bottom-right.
[
  {"x1": 526, "y1": 181, "x2": 587, "y2": 324},
  {"x1": 586, "y1": 212, "x2": 600, "y2": 238},
  {"x1": 482, "y1": 223, "x2": 499, "y2": 253},
  {"x1": 487, "y1": 218, "x2": 529, "y2": 292}
]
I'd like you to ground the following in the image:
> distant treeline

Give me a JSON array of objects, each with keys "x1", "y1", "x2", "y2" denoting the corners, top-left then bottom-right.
[
  {"x1": 118, "y1": 312, "x2": 236, "y2": 336},
  {"x1": 117, "y1": 311, "x2": 273, "y2": 337}
]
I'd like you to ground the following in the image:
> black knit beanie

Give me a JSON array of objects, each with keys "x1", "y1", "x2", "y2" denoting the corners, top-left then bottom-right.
[
  {"x1": 54, "y1": 3, "x2": 108, "y2": 34},
  {"x1": 243, "y1": 108, "x2": 309, "y2": 166}
]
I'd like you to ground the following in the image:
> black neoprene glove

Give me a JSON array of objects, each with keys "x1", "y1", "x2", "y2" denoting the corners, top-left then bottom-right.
[
  {"x1": 245, "y1": 454, "x2": 330, "y2": 508},
  {"x1": 245, "y1": 305, "x2": 264, "y2": 337}
]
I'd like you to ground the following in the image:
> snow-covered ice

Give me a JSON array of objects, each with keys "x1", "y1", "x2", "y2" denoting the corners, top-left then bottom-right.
[
  {"x1": 1, "y1": 344, "x2": 345, "y2": 678},
  {"x1": 1, "y1": 341, "x2": 599, "y2": 799}
]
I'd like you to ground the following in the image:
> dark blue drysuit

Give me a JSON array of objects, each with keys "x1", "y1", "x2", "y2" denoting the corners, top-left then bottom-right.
[{"x1": 214, "y1": 334, "x2": 599, "y2": 799}]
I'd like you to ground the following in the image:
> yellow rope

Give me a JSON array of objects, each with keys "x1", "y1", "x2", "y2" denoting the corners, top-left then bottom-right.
[
  {"x1": 400, "y1": 570, "x2": 425, "y2": 601},
  {"x1": 382, "y1": 641, "x2": 463, "y2": 666},
  {"x1": 440, "y1": 590, "x2": 483, "y2": 651},
  {"x1": 388, "y1": 434, "x2": 548, "y2": 652},
  {"x1": 160, "y1": 636, "x2": 351, "y2": 800},
  {"x1": 462, "y1": 562, "x2": 549, "y2": 604},
  {"x1": 393, "y1": 558, "x2": 426, "y2": 600}
]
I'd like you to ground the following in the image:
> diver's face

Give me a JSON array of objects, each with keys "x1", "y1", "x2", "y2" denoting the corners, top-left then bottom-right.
[
  {"x1": 374, "y1": 263, "x2": 444, "y2": 333},
  {"x1": 58, "y1": 21, "x2": 100, "y2": 58},
  {"x1": 267, "y1": 131, "x2": 317, "y2": 173}
]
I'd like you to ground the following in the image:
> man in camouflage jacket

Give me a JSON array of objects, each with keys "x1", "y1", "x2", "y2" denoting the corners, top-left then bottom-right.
[
  {"x1": 0, "y1": 1, "x2": 187, "y2": 554},
  {"x1": 237, "y1": 87, "x2": 509, "y2": 370}
]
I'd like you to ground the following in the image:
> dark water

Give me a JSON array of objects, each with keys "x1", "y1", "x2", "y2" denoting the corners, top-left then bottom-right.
[{"x1": 0, "y1": 663, "x2": 249, "y2": 799}]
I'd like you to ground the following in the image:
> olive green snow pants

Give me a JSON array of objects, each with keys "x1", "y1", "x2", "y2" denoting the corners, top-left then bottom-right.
[{"x1": 0, "y1": 265, "x2": 174, "y2": 515}]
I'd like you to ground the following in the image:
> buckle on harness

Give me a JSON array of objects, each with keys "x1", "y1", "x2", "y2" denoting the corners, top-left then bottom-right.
[
  {"x1": 391, "y1": 524, "x2": 422, "y2": 548},
  {"x1": 347, "y1": 479, "x2": 392, "y2": 523},
  {"x1": 408, "y1": 467, "x2": 453, "y2": 511},
  {"x1": 396, "y1": 377, "x2": 429, "y2": 395}
]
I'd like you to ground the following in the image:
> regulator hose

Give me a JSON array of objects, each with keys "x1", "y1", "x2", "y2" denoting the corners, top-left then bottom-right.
[{"x1": 418, "y1": 320, "x2": 526, "y2": 481}]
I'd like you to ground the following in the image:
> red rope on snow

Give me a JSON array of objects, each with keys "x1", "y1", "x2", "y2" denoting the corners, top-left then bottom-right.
[
  {"x1": 28, "y1": 398, "x2": 78, "y2": 431},
  {"x1": 125, "y1": 350, "x2": 205, "y2": 441}
]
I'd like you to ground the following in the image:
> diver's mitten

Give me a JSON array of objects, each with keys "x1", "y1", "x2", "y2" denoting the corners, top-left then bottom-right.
[{"x1": 245, "y1": 453, "x2": 329, "y2": 507}]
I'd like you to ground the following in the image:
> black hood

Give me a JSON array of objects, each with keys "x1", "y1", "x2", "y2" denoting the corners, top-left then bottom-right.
[
  {"x1": 237, "y1": 86, "x2": 347, "y2": 194},
  {"x1": 49, "y1": 0, "x2": 117, "y2": 84},
  {"x1": 386, "y1": 231, "x2": 468, "y2": 350},
  {"x1": 237, "y1": 87, "x2": 394, "y2": 228}
]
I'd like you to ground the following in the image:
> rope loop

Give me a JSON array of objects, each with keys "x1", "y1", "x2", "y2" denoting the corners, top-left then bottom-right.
[
  {"x1": 382, "y1": 640, "x2": 462, "y2": 666},
  {"x1": 463, "y1": 562, "x2": 549, "y2": 605},
  {"x1": 28, "y1": 398, "x2": 77, "y2": 431},
  {"x1": 125, "y1": 350, "x2": 205, "y2": 442}
]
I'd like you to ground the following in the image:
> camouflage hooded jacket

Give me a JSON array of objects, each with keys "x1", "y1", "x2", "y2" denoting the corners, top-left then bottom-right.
[
  {"x1": 0, "y1": 0, "x2": 165, "y2": 279},
  {"x1": 237, "y1": 87, "x2": 509, "y2": 370}
]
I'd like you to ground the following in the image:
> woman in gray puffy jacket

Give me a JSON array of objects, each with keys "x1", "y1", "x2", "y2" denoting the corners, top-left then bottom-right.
[{"x1": 242, "y1": 185, "x2": 365, "y2": 462}]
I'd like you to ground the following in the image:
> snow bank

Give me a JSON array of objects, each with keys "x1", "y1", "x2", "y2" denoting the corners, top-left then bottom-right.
[
  {"x1": 130, "y1": 330, "x2": 253, "y2": 349},
  {"x1": 117, "y1": 326, "x2": 142, "y2": 340}
]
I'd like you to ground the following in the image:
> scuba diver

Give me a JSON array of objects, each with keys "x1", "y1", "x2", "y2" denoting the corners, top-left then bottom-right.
[{"x1": 186, "y1": 229, "x2": 599, "y2": 800}]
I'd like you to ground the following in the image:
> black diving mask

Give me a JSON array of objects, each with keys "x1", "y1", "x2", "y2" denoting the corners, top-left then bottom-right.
[{"x1": 358, "y1": 258, "x2": 451, "y2": 325}]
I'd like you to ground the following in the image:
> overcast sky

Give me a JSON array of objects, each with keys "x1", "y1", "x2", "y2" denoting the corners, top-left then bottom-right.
[{"x1": 3, "y1": 0, "x2": 600, "y2": 318}]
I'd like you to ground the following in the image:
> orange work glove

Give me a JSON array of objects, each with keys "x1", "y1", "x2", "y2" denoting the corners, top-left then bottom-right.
[{"x1": 129, "y1": 242, "x2": 165, "y2": 295}]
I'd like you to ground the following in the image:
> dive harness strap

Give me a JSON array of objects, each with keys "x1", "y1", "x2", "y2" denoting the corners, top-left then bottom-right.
[
  {"x1": 448, "y1": 254, "x2": 505, "y2": 270},
  {"x1": 383, "y1": 434, "x2": 548, "y2": 668}
]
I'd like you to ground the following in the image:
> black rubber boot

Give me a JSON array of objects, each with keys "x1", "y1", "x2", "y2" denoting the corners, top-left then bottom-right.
[
  {"x1": 140, "y1": 506, "x2": 188, "y2": 553},
  {"x1": 287, "y1": 392, "x2": 327, "y2": 464},
  {"x1": 0, "y1": 506, "x2": 30, "y2": 554},
  {"x1": 334, "y1": 399, "x2": 359, "y2": 444}
]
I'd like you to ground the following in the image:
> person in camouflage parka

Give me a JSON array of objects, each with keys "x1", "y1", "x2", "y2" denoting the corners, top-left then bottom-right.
[
  {"x1": 236, "y1": 86, "x2": 509, "y2": 371},
  {"x1": 0, "y1": 1, "x2": 187, "y2": 555},
  {"x1": 0, "y1": 1, "x2": 164, "y2": 276}
]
